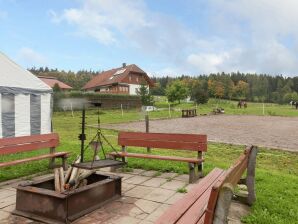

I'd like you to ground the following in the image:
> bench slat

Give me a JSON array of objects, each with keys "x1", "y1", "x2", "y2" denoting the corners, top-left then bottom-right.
[
  {"x1": 0, "y1": 139, "x2": 59, "y2": 155},
  {"x1": 0, "y1": 133, "x2": 59, "y2": 146},
  {"x1": 155, "y1": 168, "x2": 225, "y2": 224},
  {"x1": 109, "y1": 152, "x2": 204, "y2": 163},
  {"x1": 0, "y1": 152, "x2": 69, "y2": 168},
  {"x1": 119, "y1": 132, "x2": 207, "y2": 143},
  {"x1": 119, "y1": 139, "x2": 207, "y2": 151}
]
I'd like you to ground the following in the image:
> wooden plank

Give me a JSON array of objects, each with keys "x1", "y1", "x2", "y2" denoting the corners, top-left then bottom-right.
[
  {"x1": 0, "y1": 133, "x2": 59, "y2": 146},
  {"x1": 109, "y1": 152, "x2": 204, "y2": 163},
  {"x1": 155, "y1": 168, "x2": 225, "y2": 224},
  {"x1": 0, "y1": 139, "x2": 59, "y2": 155},
  {"x1": 119, "y1": 132, "x2": 207, "y2": 143},
  {"x1": 118, "y1": 139, "x2": 207, "y2": 151},
  {"x1": 0, "y1": 152, "x2": 68, "y2": 167}
]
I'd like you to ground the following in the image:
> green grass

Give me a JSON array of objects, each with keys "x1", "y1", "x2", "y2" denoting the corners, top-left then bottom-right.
[{"x1": 0, "y1": 106, "x2": 297, "y2": 223}]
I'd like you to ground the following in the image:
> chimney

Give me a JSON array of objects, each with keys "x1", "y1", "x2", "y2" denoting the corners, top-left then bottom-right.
[{"x1": 122, "y1": 63, "x2": 126, "y2": 68}]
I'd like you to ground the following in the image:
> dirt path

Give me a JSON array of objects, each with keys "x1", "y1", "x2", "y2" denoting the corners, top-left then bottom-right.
[{"x1": 104, "y1": 115, "x2": 298, "y2": 152}]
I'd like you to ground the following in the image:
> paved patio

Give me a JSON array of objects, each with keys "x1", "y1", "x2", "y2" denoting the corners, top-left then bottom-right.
[{"x1": 0, "y1": 168, "x2": 249, "y2": 224}]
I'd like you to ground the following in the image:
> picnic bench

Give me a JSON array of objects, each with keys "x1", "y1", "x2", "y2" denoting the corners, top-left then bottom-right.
[
  {"x1": 0, "y1": 133, "x2": 69, "y2": 170},
  {"x1": 182, "y1": 109, "x2": 197, "y2": 118},
  {"x1": 155, "y1": 145, "x2": 258, "y2": 224},
  {"x1": 109, "y1": 131, "x2": 207, "y2": 183}
]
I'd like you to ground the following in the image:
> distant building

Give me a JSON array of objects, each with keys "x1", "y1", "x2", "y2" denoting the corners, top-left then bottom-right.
[
  {"x1": 83, "y1": 63, "x2": 154, "y2": 95},
  {"x1": 38, "y1": 76, "x2": 72, "y2": 91}
]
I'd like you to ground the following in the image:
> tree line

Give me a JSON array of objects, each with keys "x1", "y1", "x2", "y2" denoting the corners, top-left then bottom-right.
[{"x1": 151, "y1": 72, "x2": 298, "y2": 104}]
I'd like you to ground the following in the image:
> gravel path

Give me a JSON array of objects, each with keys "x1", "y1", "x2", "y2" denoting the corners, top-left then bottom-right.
[{"x1": 104, "y1": 115, "x2": 298, "y2": 152}]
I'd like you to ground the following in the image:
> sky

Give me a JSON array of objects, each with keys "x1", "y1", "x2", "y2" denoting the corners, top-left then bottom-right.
[{"x1": 1, "y1": 0, "x2": 298, "y2": 77}]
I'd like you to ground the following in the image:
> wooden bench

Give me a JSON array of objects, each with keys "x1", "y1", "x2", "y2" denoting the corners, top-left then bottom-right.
[
  {"x1": 155, "y1": 145, "x2": 258, "y2": 224},
  {"x1": 0, "y1": 133, "x2": 69, "y2": 170},
  {"x1": 182, "y1": 109, "x2": 197, "y2": 118},
  {"x1": 109, "y1": 131, "x2": 207, "y2": 183}
]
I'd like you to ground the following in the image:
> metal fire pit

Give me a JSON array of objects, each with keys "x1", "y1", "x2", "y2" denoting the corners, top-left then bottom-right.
[{"x1": 13, "y1": 172, "x2": 121, "y2": 224}]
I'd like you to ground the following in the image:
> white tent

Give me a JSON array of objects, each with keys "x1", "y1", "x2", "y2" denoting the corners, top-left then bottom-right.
[{"x1": 0, "y1": 52, "x2": 52, "y2": 138}]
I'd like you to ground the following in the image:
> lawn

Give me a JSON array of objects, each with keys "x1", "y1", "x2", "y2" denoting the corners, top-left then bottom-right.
[{"x1": 0, "y1": 104, "x2": 297, "y2": 223}]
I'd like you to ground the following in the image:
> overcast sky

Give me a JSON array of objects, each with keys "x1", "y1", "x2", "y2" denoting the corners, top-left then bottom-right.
[{"x1": 1, "y1": 0, "x2": 298, "y2": 77}]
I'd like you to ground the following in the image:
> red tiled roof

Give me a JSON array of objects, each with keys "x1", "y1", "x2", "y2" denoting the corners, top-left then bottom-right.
[
  {"x1": 83, "y1": 64, "x2": 153, "y2": 90},
  {"x1": 38, "y1": 76, "x2": 72, "y2": 89}
]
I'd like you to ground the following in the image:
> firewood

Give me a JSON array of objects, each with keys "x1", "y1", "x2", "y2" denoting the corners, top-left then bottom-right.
[
  {"x1": 59, "y1": 167, "x2": 65, "y2": 192},
  {"x1": 64, "y1": 166, "x2": 73, "y2": 183},
  {"x1": 54, "y1": 168, "x2": 61, "y2": 192},
  {"x1": 74, "y1": 170, "x2": 95, "y2": 189},
  {"x1": 78, "y1": 179, "x2": 88, "y2": 188}
]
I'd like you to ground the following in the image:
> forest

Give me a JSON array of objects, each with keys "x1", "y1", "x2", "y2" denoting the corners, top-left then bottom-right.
[{"x1": 29, "y1": 67, "x2": 298, "y2": 104}]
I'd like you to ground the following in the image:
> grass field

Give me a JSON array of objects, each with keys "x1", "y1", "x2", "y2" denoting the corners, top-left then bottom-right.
[{"x1": 0, "y1": 100, "x2": 297, "y2": 223}]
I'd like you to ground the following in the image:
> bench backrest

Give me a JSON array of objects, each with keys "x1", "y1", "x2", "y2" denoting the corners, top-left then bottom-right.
[
  {"x1": 0, "y1": 133, "x2": 59, "y2": 155},
  {"x1": 204, "y1": 146, "x2": 254, "y2": 224},
  {"x1": 118, "y1": 131, "x2": 207, "y2": 151}
]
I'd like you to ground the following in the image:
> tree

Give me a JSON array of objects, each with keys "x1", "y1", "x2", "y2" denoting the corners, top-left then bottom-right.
[
  {"x1": 234, "y1": 80, "x2": 249, "y2": 99},
  {"x1": 137, "y1": 84, "x2": 154, "y2": 106},
  {"x1": 190, "y1": 80, "x2": 209, "y2": 104},
  {"x1": 53, "y1": 83, "x2": 61, "y2": 92},
  {"x1": 166, "y1": 80, "x2": 189, "y2": 103}
]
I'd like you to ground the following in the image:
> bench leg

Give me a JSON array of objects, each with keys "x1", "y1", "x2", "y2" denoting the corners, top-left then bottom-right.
[
  {"x1": 198, "y1": 151, "x2": 204, "y2": 178},
  {"x1": 62, "y1": 156, "x2": 68, "y2": 171},
  {"x1": 49, "y1": 147, "x2": 55, "y2": 169},
  {"x1": 189, "y1": 163, "x2": 200, "y2": 183}
]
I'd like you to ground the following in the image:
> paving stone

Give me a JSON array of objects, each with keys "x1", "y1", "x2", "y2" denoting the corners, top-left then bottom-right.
[
  {"x1": 141, "y1": 178, "x2": 167, "y2": 187},
  {"x1": 159, "y1": 172, "x2": 178, "y2": 179},
  {"x1": 135, "y1": 199, "x2": 161, "y2": 213},
  {"x1": 161, "y1": 180, "x2": 186, "y2": 191},
  {"x1": 144, "y1": 204, "x2": 170, "y2": 222},
  {"x1": 144, "y1": 188, "x2": 175, "y2": 203},
  {"x1": 2, "y1": 203, "x2": 16, "y2": 212},
  {"x1": 124, "y1": 175, "x2": 151, "y2": 185},
  {"x1": 0, "y1": 195, "x2": 16, "y2": 209},
  {"x1": 117, "y1": 173, "x2": 135, "y2": 180},
  {"x1": 141, "y1": 171, "x2": 159, "y2": 177},
  {"x1": 0, "y1": 189, "x2": 16, "y2": 200},
  {"x1": 115, "y1": 196, "x2": 137, "y2": 204},
  {"x1": 124, "y1": 186, "x2": 155, "y2": 199},
  {"x1": 0, "y1": 210, "x2": 11, "y2": 220},
  {"x1": 174, "y1": 174, "x2": 189, "y2": 183},
  {"x1": 164, "y1": 192, "x2": 185, "y2": 205},
  {"x1": 122, "y1": 183, "x2": 136, "y2": 192},
  {"x1": 109, "y1": 215, "x2": 142, "y2": 224},
  {"x1": 121, "y1": 169, "x2": 145, "y2": 175},
  {"x1": 139, "y1": 220, "x2": 154, "y2": 224}
]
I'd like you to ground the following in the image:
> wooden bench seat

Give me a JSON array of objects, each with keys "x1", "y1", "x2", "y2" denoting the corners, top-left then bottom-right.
[
  {"x1": 155, "y1": 145, "x2": 258, "y2": 224},
  {"x1": 109, "y1": 131, "x2": 207, "y2": 183},
  {"x1": 0, "y1": 133, "x2": 70, "y2": 170}
]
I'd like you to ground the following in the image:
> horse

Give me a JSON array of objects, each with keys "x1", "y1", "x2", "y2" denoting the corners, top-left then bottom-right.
[{"x1": 290, "y1": 101, "x2": 298, "y2": 109}]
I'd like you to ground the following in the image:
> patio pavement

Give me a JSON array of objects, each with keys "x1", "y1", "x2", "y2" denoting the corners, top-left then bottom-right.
[{"x1": 0, "y1": 168, "x2": 249, "y2": 224}]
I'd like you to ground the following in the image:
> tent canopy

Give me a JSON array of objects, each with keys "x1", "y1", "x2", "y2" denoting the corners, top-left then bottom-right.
[{"x1": 0, "y1": 52, "x2": 52, "y2": 94}]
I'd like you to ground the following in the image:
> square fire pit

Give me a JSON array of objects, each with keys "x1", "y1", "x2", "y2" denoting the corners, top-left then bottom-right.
[{"x1": 13, "y1": 172, "x2": 121, "y2": 224}]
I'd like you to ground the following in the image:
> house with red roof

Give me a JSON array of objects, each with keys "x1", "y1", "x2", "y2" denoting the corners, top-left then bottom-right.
[
  {"x1": 38, "y1": 76, "x2": 72, "y2": 91},
  {"x1": 83, "y1": 63, "x2": 154, "y2": 95}
]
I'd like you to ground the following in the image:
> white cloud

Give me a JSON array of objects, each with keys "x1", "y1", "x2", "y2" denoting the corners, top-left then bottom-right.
[
  {"x1": 18, "y1": 47, "x2": 48, "y2": 66},
  {"x1": 50, "y1": 0, "x2": 298, "y2": 76}
]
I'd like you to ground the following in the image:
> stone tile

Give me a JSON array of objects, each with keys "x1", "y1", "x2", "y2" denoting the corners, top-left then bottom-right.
[
  {"x1": 164, "y1": 192, "x2": 185, "y2": 205},
  {"x1": 159, "y1": 172, "x2": 178, "y2": 179},
  {"x1": 122, "y1": 183, "x2": 136, "y2": 192},
  {"x1": 139, "y1": 220, "x2": 154, "y2": 224},
  {"x1": 0, "y1": 210, "x2": 11, "y2": 220},
  {"x1": 2, "y1": 203, "x2": 16, "y2": 212},
  {"x1": 144, "y1": 204, "x2": 170, "y2": 222},
  {"x1": 0, "y1": 195, "x2": 16, "y2": 209},
  {"x1": 124, "y1": 176, "x2": 151, "y2": 185},
  {"x1": 174, "y1": 174, "x2": 189, "y2": 183},
  {"x1": 141, "y1": 171, "x2": 159, "y2": 177},
  {"x1": 144, "y1": 188, "x2": 175, "y2": 203},
  {"x1": 141, "y1": 178, "x2": 167, "y2": 188},
  {"x1": 115, "y1": 196, "x2": 137, "y2": 204},
  {"x1": 117, "y1": 173, "x2": 135, "y2": 180},
  {"x1": 161, "y1": 180, "x2": 186, "y2": 191},
  {"x1": 135, "y1": 199, "x2": 161, "y2": 213},
  {"x1": 121, "y1": 169, "x2": 145, "y2": 175},
  {"x1": 125, "y1": 186, "x2": 155, "y2": 199},
  {"x1": 0, "y1": 189, "x2": 16, "y2": 200},
  {"x1": 109, "y1": 215, "x2": 142, "y2": 224}
]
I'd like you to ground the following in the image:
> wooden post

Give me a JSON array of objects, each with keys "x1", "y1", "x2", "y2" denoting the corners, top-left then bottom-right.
[
  {"x1": 246, "y1": 146, "x2": 258, "y2": 205},
  {"x1": 49, "y1": 147, "x2": 55, "y2": 169},
  {"x1": 213, "y1": 183, "x2": 234, "y2": 224},
  {"x1": 145, "y1": 114, "x2": 151, "y2": 153},
  {"x1": 198, "y1": 151, "x2": 203, "y2": 178}
]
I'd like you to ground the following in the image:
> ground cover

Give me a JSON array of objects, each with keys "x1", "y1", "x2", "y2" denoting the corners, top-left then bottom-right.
[{"x1": 0, "y1": 103, "x2": 297, "y2": 223}]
